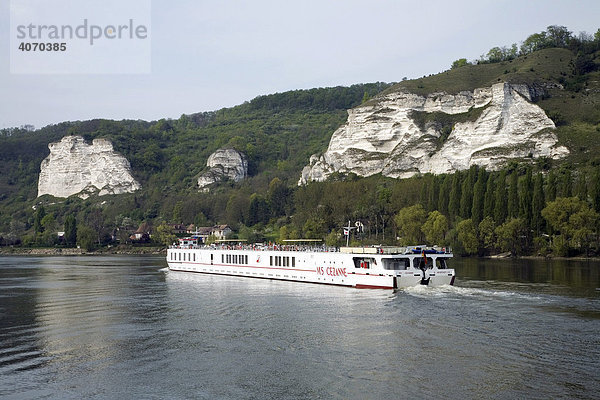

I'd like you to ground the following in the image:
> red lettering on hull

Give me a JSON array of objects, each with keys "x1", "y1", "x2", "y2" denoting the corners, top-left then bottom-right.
[{"x1": 316, "y1": 266, "x2": 347, "y2": 277}]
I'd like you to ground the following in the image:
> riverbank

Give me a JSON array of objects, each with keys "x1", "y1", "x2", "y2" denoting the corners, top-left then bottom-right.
[
  {"x1": 1, "y1": 246, "x2": 597, "y2": 260},
  {"x1": 0, "y1": 245, "x2": 166, "y2": 256}
]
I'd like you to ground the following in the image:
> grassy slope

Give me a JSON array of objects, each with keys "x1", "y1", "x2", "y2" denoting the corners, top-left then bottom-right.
[{"x1": 380, "y1": 48, "x2": 574, "y2": 95}]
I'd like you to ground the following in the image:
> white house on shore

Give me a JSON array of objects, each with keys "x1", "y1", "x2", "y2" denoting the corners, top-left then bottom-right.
[{"x1": 188, "y1": 225, "x2": 233, "y2": 242}]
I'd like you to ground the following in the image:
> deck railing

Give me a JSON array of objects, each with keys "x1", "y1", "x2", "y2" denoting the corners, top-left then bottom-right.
[
  {"x1": 168, "y1": 243, "x2": 453, "y2": 255},
  {"x1": 169, "y1": 243, "x2": 339, "y2": 253}
]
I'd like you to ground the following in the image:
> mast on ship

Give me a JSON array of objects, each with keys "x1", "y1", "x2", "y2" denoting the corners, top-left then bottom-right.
[{"x1": 343, "y1": 221, "x2": 356, "y2": 247}]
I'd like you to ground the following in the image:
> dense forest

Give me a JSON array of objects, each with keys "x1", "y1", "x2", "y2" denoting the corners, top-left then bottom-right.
[{"x1": 1, "y1": 25, "x2": 600, "y2": 256}]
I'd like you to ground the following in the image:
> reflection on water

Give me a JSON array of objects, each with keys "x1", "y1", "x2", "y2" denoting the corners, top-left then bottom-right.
[
  {"x1": 0, "y1": 255, "x2": 599, "y2": 399},
  {"x1": 453, "y1": 257, "x2": 600, "y2": 298}
]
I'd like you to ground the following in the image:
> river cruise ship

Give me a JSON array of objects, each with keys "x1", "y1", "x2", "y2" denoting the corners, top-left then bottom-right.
[{"x1": 167, "y1": 239, "x2": 455, "y2": 289}]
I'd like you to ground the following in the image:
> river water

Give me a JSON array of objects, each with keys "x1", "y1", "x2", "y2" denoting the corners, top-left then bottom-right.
[{"x1": 0, "y1": 255, "x2": 598, "y2": 399}]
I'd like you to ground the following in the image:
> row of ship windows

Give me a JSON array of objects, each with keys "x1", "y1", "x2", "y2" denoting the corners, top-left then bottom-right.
[
  {"x1": 223, "y1": 254, "x2": 249, "y2": 265},
  {"x1": 170, "y1": 252, "x2": 196, "y2": 262},
  {"x1": 271, "y1": 256, "x2": 295, "y2": 267}
]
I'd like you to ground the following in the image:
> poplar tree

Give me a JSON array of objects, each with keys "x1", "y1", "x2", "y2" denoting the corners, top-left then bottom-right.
[
  {"x1": 448, "y1": 173, "x2": 461, "y2": 219},
  {"x1": 508, "y1": 170, "x2": 519, "y2": 219},
  {"x1": 460, "y1": 166, "x2": 477, "y2": 219},
  {"x1": 471, "y1": 168, "x2": 487, "y2": 225},
  {"x1": 64, "y1": 215, "x2": 77, "y2": 246},
  {"x1": 519, "y1": 167, "x2": 533, "y2": 226},
  {"x1": 494, "y1": 170, "x2": 508, "y2": 224},
  {"x1": 547, "y1": 169, "x2": 557, "y2": 202},
  {"x1": 531, "y1": 172, "x2": 545, "y2": 235},
  {"x1": 575, "y1": 173, "x2": 587, "y2": 202},
  {"x1": 438, "y1": 175, "x2": 451, "y2": 215},
  {"x1": 428, "y1": 176, "x2": 440, "y2": 212},
  {"x1": 419, "y1": 178, "x2": 429, "y2": 210},
  {"x1": 561, "y1": 169, "x2": 572, "y2": 197},
  {"x1": 483, "y1": 173, "x2": 495, "y2": 220}
]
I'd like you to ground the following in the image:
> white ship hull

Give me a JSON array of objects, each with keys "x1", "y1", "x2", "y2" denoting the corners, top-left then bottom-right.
[{"x1": 167, "y1": 246, "x2": 455, "y2": 289}]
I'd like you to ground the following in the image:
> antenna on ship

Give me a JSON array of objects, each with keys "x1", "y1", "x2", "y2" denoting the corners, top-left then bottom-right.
[{"x1": 343, "y1": 220, "x2": 356, "y2": 247}]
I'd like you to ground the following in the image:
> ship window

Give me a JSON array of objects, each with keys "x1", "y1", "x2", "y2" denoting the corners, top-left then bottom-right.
[
  {"x1": 222, "y1": 254, "x2": 224, "y2": 263},
  {"x1": 414, "y1": 257, "x2": 427, "y2": 269},
  {"x1": 292, "y1": 257, "x2": 295, "y2": 267},
  {"x1": 245, "y1": 255, "x2": 248, "y2": 264},
  {"x1": 193, "y1": 253, "x2": 196, "y2": 262},
  {"x1": 384, "y1": 258, "x2": 410, "y2": 270},
  {"x1": 270, "y1": 256, "x2": 273, "y2": 266},
  {"x1": 283, "y1": 257, "x2": 288, "y2": 267},
  {"x1": 438, "y1": 259, "x2": 447, "y2": 269},
  {"x1": 234, "y1": 255, "x2": 237, "y2": 264}
]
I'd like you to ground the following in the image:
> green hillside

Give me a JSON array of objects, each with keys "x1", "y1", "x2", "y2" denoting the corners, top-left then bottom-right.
[{"x1": 1, "y1": 25, "x2": 600, "y2": 257}]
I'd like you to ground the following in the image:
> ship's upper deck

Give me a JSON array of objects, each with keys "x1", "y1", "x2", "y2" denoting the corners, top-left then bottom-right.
[{"x1": 170, "y1": 241, "x2": 452, "y2": 256}]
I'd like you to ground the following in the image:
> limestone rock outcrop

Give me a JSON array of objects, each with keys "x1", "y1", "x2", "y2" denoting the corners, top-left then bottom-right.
[
  {"x1": 197, "y1": 148, "x2": 248, "y2": 189},
  {"x1": 299, "y1": 82, "x2": 568, "y2": 184},
  {"x1": 37, "y1": 136, "x2": 141, "y2": 198}
]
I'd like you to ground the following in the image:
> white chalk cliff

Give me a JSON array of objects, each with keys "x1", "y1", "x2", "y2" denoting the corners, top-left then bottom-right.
[
  {"x1": 299, "y1": 82, "x2": 568, "y2": 184},
  {"x1": 38, "y1": 136, "x2": 141, "y2": 198},
  {"x1": 197, "y1": 148, "x2": 248, "y2": 189}
]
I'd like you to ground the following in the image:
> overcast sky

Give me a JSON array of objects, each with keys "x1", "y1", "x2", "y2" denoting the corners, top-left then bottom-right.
[{"x1": 1, "y1": 0, "x2": 599, "y2": 129}]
